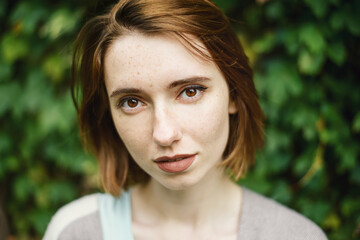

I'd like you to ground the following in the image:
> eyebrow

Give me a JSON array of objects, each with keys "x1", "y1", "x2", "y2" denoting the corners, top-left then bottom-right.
[
  {"x1": 168, "y1": 76, "x2": 211, "y2": 89},
  {"x1": 109, "y1": 76, "x2": 211, "y2": 98},
  {"x1": 110, "y1": 88, "x2": 142, "y2": 98}
]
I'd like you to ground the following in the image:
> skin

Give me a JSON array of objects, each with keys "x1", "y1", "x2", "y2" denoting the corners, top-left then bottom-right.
[{"x1": 104, "y1": 31, "x2": 242, "y2": 240}]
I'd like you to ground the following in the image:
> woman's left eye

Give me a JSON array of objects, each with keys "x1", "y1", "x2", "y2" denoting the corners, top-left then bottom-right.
[{"x1": 177, "y1": 86, "x2": 207, "y2": 102}]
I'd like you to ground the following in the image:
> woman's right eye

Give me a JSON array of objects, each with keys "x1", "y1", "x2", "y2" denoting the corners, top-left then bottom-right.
[{"x1": 117, "y1": 97, "x2": 145, "y2": 112}]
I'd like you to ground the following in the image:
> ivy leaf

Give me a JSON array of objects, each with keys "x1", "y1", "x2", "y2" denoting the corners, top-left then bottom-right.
[
  {"x1": 299, "y1": 24, "x2": 326, "y2": 53},
  {"x1": 326, "y1": 41, "x2": 346, "y2": 66},
  {"x1": 304, "y1": 0, "x2": 328, "y2": 18},
  {"x1": 252, "y1": 32, "x2": 276, "y2": 54},
  {"x1": 330, "y1": 11, "x2": 345, "y2": 31},
  {"x1": 0, "y1": 81, "x2": 21, "y2": 116},
  {"x1": 40, "y1": 8, "x2": 83, "y2": 39},
  {"x1": 10, "y1": 1, "x2": 47, "y2": 35},
  {"x1": 42, "y1": 53, "x2": 71, "y2": 83},
  {"x1": 1, "y1": 33, "x2": 30, "y2": 64},
  {"x1": 353, "y1": 112, "x2": 360, "y2": 132},
  {"x1": 262, "y1": 60, "x2": 303, "y2": 105},
  {"x1": 298, "y1": 49, "x2": 325, "y2": 75},
  {"x1": 0, "y1": 60, "x2": 11, "y2": 82},
  {"x1": 212, "y1": 0, "x2": 238, "y2": 13},
  {"x1": 271, "y1": 181, "x2": 292, "y2": 205},
  {"x1": 345, "y1": 5, "x2": 360, "y2": 35}
]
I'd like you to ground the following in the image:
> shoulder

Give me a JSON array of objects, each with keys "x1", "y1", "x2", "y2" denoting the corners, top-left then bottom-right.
[
  {"x1": 239, "y1": 187, "x2": 328, "y2": 240},
  {"x1": 43, "y1": 193, "x2": 102, "y2": 240}
]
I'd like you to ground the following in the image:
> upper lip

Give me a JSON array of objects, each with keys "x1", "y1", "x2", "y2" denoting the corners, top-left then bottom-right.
[{"x1": 154, "y1": 154, "x2": 196, "y2": 162}]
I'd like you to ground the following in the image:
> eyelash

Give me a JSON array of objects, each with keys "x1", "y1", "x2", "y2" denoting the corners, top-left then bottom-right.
[
  {"x1": 117, "y1": 96, "x2": 143, "y2": 109},
  {"x1": 177, "y1": 85, "x2": 207, "y2": 101},
  {"x1": 116, "y1": 85, "x2": 208, "y2": 112}
]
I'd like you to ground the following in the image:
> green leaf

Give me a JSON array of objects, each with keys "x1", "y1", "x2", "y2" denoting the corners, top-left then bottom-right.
[
  {"x1": 265, "y1": 1, "x2": 284, "y2": 20},
  {"x1": 304, "y1": 0, "x2": 328, "y2": 18},
  {"x1": 17, "y1": 69, "x2": 51, "y2": 114},
  {"x1": 297, "y1": 198, "x2": 331, "y2": 224},
  {"x1": 28, "y1": 209, "x2": 53, "y2": 235},
  {"x1": 0, "y1": 1, "x2": 6, "y2": 19},
  {"x1": 326, "y1": 41, "x2": 346, "y2": 66},
  {"x1": 37, "y1": 91, "x2": 76, "y2": 136},
  {"x1": 294, "y1": 148, "x2": 316, "y2": 177},
  {"x1": 238, "y1": 174, "x2": 272, "y2": 195},
  {"x1": 1, "y1": 33, "x2": 30, "y2": 63},
  {"x1": 353, "y1": 112, "x2": 360, "y2": 132},
  {"x1": 252, "y1": 32, "x2": 276, "y2": 54},
  {"x1": 290, "y1": 106, "x2": 319, "y2": 140},
  {"x1": 269, "y1": 153, "x2": 291, "y2": 174},
  {"x1": 341, "y1": 198, "x2": 360, "y2": 217},
  {"x1": 271, "y1": 182, "x2": 292, "y2": 204},
  {"x1": 0, "y1": 81, "x2": 21, "y2": 116},
  {"x1": 282, "y1": 28, "x2": 299, "y2": 55},
  {"x1": 350, "y1": 166, "x2": 360, "y2": 185},
  {"x1": 262, "y1": 60, "x2": 303, "y2": 105},
  {"x1": 330, "y1": 11, "x2": 345, "y2": 31},
  {"x1": 212, "y1": 0, "x2": 238, "y2": 13},
  {"x1": 5, "y1": 156, "x2": 20, "y2": 172},
  {"x1": 48, "y1": 181, "x2": 77, "y2": 205},
  {"x1": 299, "y1": 24, "x2": 326, "y2": 53},
  {"x1": 298, "y1": 49, "x2": 325, "y2": 75},
  {"x1": 0, "y1": 60, "x2": 11, "y2": 82},
  {"x1": 345, "y1": 7, "x2": 360, "y2": 35},
  {"x1": 0, "y1": 130, "x2": 11, "y2": 153},
  {"x1": 323, "y1": 213, "x2": 341, "y2": 230},
  {"x1": 40, "y1": 8, "x2": 83, "y2": 39},
  {"x1": 337, "y1": 144, "x2": 358, "y2": 172},
  {"x1": 42, "y1": 53, "x2": 71, "y2": 83},
  {"x1": 10, "y1": 1, "x2": 48, "y2": 35},
  {"x1": 14, "y1": 176, "x2": 35, "y2": 203}
]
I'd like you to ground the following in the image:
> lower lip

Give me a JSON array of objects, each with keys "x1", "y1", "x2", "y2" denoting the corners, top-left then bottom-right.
[{"x1": 155, "y1": 155, "x2": 196, "y2": 173}]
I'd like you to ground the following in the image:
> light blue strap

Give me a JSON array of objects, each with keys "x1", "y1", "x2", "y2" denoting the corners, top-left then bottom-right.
[{"x1": 98, "y1": 191, "x2": 134, "y2": 240}]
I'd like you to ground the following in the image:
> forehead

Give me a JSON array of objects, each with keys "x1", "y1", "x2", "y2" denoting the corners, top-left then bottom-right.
[{"x1": 103, "y1": 32, "x2": 217, "y2": 88}]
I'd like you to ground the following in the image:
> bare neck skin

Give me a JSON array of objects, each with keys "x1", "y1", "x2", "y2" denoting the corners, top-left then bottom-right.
[{"x1": 131, "y1": 167, "x2": 242, "y2": 239}]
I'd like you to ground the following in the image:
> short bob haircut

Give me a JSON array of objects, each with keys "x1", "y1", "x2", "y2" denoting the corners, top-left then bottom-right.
[{"x1": 72, "y1": 0, "x2": 264, "y2": 196}]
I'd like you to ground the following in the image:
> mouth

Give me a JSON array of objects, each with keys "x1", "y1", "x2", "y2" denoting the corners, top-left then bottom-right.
[
  {"x1": 154, "y1": 154, "x2": 197, "y2": 173},
  {"x1": 154, "y1": 154, "x2": 194, "y2": 162}
]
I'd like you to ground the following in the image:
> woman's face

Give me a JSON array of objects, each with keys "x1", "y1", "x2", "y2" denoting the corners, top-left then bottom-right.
[{"x1": 104, "y1": 32, "x2": 236, "y2": 190}]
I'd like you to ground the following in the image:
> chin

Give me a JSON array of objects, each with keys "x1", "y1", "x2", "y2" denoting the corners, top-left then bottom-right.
[{"x1": 154, "y1": 172, "x2": 205, "y2": 192}]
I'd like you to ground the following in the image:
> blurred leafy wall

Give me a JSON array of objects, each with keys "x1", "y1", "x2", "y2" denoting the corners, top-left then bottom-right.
[{"x1": 0, "y1": 0, "x2": 359, "y2": 239}]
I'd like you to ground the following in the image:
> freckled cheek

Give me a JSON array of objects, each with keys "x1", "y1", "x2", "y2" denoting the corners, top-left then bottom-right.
[
  {"x1": 180, "y1": 99, "x2": 230, "y2": 144},
  {"x1": 111, "y1": 113, "x2": 153, "y2": 157}
]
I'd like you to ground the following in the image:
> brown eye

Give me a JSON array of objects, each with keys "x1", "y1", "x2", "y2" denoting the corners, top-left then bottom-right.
[
  {"x1": 127, "y1": 99, "x2": 139, "y2": 108},
  {"x1": 178, "y1": 85, "x2": 207, "y2": 102},
  {"x1": 119, "y1": 97, "x2": 142, "y2": 109},
  {"x1": 118, "y1": 97, "x2": 145, "y2": 113},
  {"x1": 185, "y1": 88, "x2": 197, "y2": 97}
]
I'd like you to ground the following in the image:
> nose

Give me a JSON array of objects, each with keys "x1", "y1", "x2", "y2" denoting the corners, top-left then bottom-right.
[{"x1": 152, "y1": 106, "x2": 182, "y2": 147}]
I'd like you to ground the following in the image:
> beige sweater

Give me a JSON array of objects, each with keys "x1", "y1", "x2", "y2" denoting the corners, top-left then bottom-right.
[{"x1": 44, "y1": 187, "x2": 328, "y2": 240}]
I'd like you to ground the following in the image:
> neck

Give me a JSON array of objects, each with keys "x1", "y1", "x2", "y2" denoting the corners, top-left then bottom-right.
[{"x1": 131, "y1": 167, "x2": 241, "y2": 229}]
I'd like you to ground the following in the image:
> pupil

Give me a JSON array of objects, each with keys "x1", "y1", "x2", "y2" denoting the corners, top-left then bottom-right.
[
  {"x1": 186, "y1": 88, "x2": 196, "y2": 97},
  {"x1": 128, "y1": 99, "x2": 138, "y2": 107}
]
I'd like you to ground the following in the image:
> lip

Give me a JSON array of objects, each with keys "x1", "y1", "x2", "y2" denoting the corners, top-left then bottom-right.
[
  {"x1": 154, "y1": 154, "x2": 196, "y2": 162},
  {"x1": 153, "y1": 154, "x2": 197, "y2": 173}
]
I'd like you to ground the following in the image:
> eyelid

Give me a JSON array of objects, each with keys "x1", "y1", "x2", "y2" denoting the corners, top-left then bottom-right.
[
  {"x1": 117, "y1": 95, "x2": 146, "y2": 111},
  {"x1": 176, "y1": 84, "x2": 208, "y2": 101}
]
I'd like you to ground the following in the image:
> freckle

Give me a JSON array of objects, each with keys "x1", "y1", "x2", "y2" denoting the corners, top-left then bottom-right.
[{"x1": 137, "y1": 71, "x2": 140, "y2": 75}]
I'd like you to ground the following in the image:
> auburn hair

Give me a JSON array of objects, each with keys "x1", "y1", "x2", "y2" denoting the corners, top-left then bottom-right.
[{"x1": 71, "y1": 0, "x2": 264, "y2": 196}]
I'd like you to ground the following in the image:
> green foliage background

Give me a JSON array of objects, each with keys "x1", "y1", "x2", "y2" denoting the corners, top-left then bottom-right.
[{"x1": 0, "y1": 0, "x2": 359, "y2": 239}]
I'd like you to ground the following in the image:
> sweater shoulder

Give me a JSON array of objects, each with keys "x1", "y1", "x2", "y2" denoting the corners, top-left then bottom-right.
[
  {"x1": 239, "y1": 187, "x2": 328, "y2": 240},
  {"x1": 43, "y1": 193, "x2": 102, "y2": 240}
]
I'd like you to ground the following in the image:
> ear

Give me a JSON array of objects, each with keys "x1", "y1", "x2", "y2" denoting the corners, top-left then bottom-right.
[{"x1": 228, "y1": 99, "x2": 238, "y2": 114}]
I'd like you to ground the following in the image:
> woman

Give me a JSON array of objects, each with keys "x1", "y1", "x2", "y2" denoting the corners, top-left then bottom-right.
[{"x1": 44, "y1": 0, "x2": 327, "y2": 239}]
